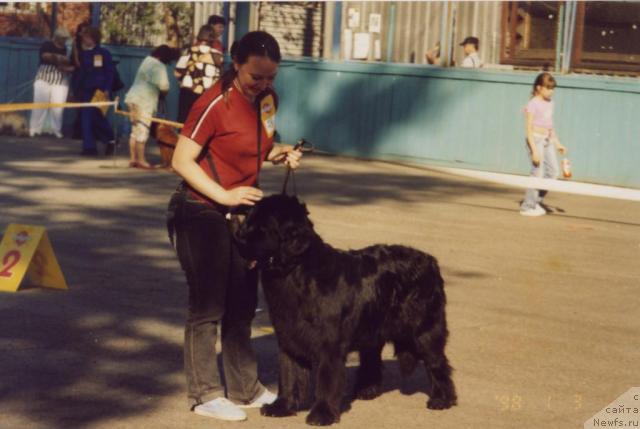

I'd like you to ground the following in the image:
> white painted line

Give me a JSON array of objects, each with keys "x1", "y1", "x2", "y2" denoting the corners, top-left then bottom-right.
[{"x1": 431, "y1": 167, "x2": 640, "y2": 202}]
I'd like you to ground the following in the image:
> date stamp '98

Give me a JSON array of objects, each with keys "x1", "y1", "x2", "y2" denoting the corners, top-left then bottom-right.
[{"x1": 495, "y1": 393, "x2": 583, "y2": 412}]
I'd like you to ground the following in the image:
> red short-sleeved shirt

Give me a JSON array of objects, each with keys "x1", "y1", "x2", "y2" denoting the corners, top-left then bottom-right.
[{"x1": 181, "y1": 80, "x2": 276, "y2": 197}]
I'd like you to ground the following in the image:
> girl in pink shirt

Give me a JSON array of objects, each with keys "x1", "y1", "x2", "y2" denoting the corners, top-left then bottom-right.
[{"x1": 520, "y1": 72, "x2": 568, "y2": 216}]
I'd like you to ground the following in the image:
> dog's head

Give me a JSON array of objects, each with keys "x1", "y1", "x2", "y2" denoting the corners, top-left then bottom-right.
[{"x1": 235, "y1": 194, "x2": 315, "y2": 268}]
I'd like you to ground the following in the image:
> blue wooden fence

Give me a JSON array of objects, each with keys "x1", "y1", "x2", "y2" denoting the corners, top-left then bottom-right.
[
  {"x1": 2, "y1": 37, "x2": 639, "y2": 188},
  {"x1": 274, "y1": 59, "x2": 640, "y2": 188},
  {"x1": 0, "y1": 39, "x2": 175, "y2": 136}
]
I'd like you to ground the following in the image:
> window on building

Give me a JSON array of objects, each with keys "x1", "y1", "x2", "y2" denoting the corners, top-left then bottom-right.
[
  {"x1": 256, "y1": 2, "x2": 325, "y2": 58},
  {"x1": 571, "y1": 1, "x2": 640, "y2": 74},
  {"x1": 501, "y1": 1, "x2": 640, "y2": 75},
  {"x1": 501, "y1": 1, "x2": 560, "y2": 68}
]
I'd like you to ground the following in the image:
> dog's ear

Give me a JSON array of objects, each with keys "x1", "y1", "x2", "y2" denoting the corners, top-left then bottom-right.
[{"x1": 278, "y1": 219, "x2": 314, "y2": 262}]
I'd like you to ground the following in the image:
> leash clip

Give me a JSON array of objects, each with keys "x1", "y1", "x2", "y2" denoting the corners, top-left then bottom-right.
[
  {"x1": 293, "y1": 138, "x2": 314, "y2": 153},
  {"x1": 281, "y1": 138, "x2": 313, "y2": 196}
]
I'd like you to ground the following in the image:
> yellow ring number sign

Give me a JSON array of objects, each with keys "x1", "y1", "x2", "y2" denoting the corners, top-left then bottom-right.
[{"x1": 0, "y1": 224, "x2": 68, "y2": 292}]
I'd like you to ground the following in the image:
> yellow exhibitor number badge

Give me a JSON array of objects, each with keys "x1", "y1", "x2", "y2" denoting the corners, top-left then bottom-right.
[
  {"x1": 260, "y1": 94, "x2": 276, "y2": 138},
  {"x1": 0, "y1": 224, "x2": 68, "y2": 293}
]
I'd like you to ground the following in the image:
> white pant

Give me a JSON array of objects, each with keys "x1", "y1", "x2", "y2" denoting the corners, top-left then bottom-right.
[{"x1": 30, "y1": 79, "x2": 69, "y2": 137}]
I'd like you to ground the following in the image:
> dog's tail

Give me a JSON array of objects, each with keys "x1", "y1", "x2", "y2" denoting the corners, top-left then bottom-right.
[{"x1": 394, "y1": 342, "x2": 419, "y2": 376}]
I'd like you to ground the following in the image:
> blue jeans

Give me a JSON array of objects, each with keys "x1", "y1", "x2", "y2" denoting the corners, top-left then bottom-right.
[{"x1": 521, "y1": 135, "x2": 559, "y2": 210}]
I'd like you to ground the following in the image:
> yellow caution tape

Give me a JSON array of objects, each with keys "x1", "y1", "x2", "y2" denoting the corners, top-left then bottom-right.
[
  {"x1": 1, "y1": 96, "x2": 184, "y2": 130},
  {"x1": 114, "y1": 104, "x2": 184, "y2": 129},
  {"x1": 0, "y1": 100, "x2": 117, "y2": 113},
  {"x1": 0, "y1": 98, "x2": 183, "y2": 129}
]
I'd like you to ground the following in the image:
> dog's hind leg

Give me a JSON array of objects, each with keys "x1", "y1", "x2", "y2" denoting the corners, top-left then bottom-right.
[
  {"x1": 415, "y1": 328, "x2": 457, "y2": 410},
  {"x1": 354, "y1": 342, "x2": 385, "y2": 400},
  {"x1": 394, "y1": 339, "x2": 419, "y2": 376},
  {"x1": 306, "y1": 353, "x2": 346, "y2": 426},
  {"x1": 261, "y1": 351, "x2": 310, "y2": 417}
]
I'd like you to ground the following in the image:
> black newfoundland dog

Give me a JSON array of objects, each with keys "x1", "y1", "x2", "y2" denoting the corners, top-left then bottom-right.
[{"x1": 235, "y1": 195, "x2": 457, "y2": 425}]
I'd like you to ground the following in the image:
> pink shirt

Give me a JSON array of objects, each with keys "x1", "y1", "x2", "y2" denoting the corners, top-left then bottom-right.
[{"x1": 524, "y1": 97, "x2": 554, "y2": 130}]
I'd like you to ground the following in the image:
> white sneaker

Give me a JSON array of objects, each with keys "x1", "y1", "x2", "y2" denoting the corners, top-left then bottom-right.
[
  {"x1": 238, "y1": 389, "x2": 278, "y2": 409},
  {"x1": 520, "y1": 204, "x2": 546, "y2": 217},
  {"x1": 193, "y1": 398, "x2": 247, "y2": 421}
]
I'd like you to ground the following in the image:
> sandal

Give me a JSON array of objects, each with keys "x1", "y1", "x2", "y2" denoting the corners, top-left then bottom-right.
[
  {"x1": 128, "y1": 161, "x2": 139, "y2": 168},
  {"x1": 135, "y1": 162, "x2": 155, "y2": 170}
]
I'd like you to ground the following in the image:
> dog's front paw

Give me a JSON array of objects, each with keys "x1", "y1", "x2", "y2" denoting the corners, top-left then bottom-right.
[
  {"x1": 354, "y1": 383, "x2": 382, "y2": 400},
  {"x1": 306, "y1": 402, "x2": 339, "y2": 426},
  {"x1": 261, "y1": 398, "x2": 296, "y2": 417},
  {"x1": 426, "y1": 395, "x2": 457, "y2": 410}
]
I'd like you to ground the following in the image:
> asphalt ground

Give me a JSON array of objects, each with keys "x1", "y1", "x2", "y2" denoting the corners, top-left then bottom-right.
[{"x1": 0, "y1": 136, "x2": 638, "y2": 429}]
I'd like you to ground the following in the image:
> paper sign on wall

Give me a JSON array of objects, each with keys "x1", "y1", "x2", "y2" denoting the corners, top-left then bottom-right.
[
  {"x1": 0, "y1": 224, "x2": 68, "y2": 293},
  {"x1": 353, "y1": 33, "x2": 371, "y2": 60},
  {"x1": 369, "y1": 13, "x2": 381, "y2": 33},
  {"x1": 374, "y1": 39, "x2": 382, "y2": 60},
  {"x1": 348, "y1": 8, "x2": 360, "y2": 28},
  {"x1": 343, "y1": 28, "x2": 353, "y2": 60}
]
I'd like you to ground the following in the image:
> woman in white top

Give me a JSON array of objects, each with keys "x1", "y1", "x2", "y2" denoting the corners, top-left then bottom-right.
[
  {"x1": 30, "y1": 27, "x2": 73, "y2": 138},
  {"x1": 124, "y1": 45, "x2": 180, "y2": 169}
]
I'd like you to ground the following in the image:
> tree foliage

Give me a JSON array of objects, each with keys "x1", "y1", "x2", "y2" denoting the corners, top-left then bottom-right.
[{"x1": 100, "y1": 2, "x2": 193, "y2": 47}]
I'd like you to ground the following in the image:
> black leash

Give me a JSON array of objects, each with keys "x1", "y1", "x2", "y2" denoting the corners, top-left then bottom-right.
[{"x1": 281, "y1": 138, "x2": 313, "y2": 195}]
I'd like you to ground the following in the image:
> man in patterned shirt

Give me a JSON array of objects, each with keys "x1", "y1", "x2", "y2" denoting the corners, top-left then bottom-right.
[{"x1": 175, "y1": 25, "x2": 223, "y2": 124}]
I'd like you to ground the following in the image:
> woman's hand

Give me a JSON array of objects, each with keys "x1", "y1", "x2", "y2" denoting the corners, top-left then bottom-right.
[
  {"x1": 221, "y1": 186, "x2": 264, "y2": 206},
  {"x1": 269, "y1": 144, "x2": 303, "y2": 169},
  {"x1": 284, "y1": 148, "x2": 302, "y2": 169}
]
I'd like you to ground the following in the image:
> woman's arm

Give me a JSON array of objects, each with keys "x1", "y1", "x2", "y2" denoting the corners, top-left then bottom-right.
[
  {"x1": 213, "y1": 52, "x2": 224, "y2": 67},
  {"x1": 41, "y1": 52, "x2": 59, "y2": 63},
  {"x1": 154, "y1": 61, "x2": 171, "y2": 94},
  {"x1": 40, "y1": 49, "x2": 73, "y2": 72},
  {"x1": 102, "y1": 49, "x2": 115, "y2": 93},
  {"x1": 172, "y1": 136, "x2": 263, "y2": 206},
  {"x1": 525, "y1": 112, "x2": 540, "y2": 167},
  {"x1": 267, "y1": 143, "x2": 303, "y2": 169}
]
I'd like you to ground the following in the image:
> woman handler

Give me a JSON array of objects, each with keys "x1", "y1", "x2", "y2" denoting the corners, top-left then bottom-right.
[{"x1": 168, "y1": 31, "x2": 302, "y2": 422}]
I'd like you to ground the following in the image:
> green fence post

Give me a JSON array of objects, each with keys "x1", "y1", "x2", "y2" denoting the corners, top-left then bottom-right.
[
  {"x1": 555, "y1": 3, "x2": 564, "y2": 73},
  {"x1": 386, "y1": 2, "x2": 396, "y2": 62}
]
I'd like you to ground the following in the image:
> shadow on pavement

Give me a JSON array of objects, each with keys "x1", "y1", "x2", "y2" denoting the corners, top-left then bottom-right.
[{"x1": 2, "y1": 135, "x2": 612, "y2": 428}]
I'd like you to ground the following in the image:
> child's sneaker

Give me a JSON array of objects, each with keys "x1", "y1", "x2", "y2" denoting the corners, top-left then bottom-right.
[
  {"x1": 520, "y1": 204, "x2": 546, "y2": 217},
  {"x1": 239, "y1": 389, "x2": 278, "y2": 408},
  {"x1": 193, "y1": 398, "x2": 247, "y2": 421}
]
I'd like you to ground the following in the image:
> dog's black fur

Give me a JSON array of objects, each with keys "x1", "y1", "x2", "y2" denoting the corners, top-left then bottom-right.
[{"x1": 236, "y1": 195, "x2": 457, "y2": 425}]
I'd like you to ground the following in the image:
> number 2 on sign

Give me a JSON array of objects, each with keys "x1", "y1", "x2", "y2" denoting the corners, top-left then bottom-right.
[{"x1": 0, "y1": 250, "x2": 21, "y2": 277}]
